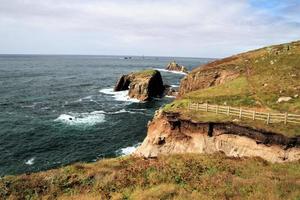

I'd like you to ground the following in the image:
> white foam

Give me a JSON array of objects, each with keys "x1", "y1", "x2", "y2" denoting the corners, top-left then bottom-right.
[
  {"x1": 55, "y1": 112, "x2": 105, "y2": 126},
  {"x1": 108, "y1": 109, "x2": 143, "y2": 115},
  {"x1": 99, "y1": 88, "x2": 140, "y2": 103},
  {"x1": 153, "y1": 68, "x2": 187, "y2": 75},
  {"x1": 116, "y1": 143, "x2": 141, "y2": 156},
  {"x1": 25, "y1": 157, "x2": 35, "y2": 165},
  {"x1": 75, "y1": 95, "x2": 93, "y2": 103},
  {"x1": 171, "y1": 84, "x2": 179, "y2": 88},
  {"x1": 165, "y1": 95, "x2": 176, "y2": 98}
]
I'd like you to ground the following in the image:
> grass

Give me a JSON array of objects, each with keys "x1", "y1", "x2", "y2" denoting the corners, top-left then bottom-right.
[
  {"x1": 133, "y1": 69, "x2": 158, "y2": 77},
  {"x1": 1, "y1": 153, "x2": 300, "y2": 200},
  {"x1": 165, "y1": 41, "x2": 300, "y2": 137}
]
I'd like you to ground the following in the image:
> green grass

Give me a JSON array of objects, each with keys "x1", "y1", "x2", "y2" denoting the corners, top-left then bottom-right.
[
  {"x1": 133, "y1": 69, "x2": 158, "y2": 77},
  {"x1": 183, "y1": 77, "x2": 257, "y2": 107},
  {"x1": 165, "y1": 41, "x2": 300, "y2": 137},
  {"x1": 1, "y1": 153, "x2": 300, "y2": 200}
]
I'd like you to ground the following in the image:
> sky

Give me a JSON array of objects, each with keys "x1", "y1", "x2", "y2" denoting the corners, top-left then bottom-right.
[{"x1": 0, "y1": 0, "x2": 300, "y2": 58}]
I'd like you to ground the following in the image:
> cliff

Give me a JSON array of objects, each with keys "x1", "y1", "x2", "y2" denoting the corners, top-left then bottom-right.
[
  {"x1": 136, "y1": 40, "x2": 300, "y2": 162},
  {"x1": 114, "y1": 69, "x2": 165, "y2": 101},
  {"x1": 179, "y1": 41, "x2": 300, "y2": 112},
  {"x1": 135, "y1": 111, "x2": 300, "y2": 163}
]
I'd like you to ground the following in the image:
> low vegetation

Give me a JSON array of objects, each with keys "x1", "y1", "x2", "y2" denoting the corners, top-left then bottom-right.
[
  {"x1": 165, "y1": 41, "x2": 300, "y2": 137},
  {"x1": 1, "y1": 153, "x2": 300, "y2": 200},
  {"x1": 133, "y1": 69, "x2": 158, "y2": 77}
]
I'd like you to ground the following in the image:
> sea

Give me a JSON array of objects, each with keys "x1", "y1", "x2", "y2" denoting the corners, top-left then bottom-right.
[{"x1": 0, "y1": 55, "x2": 212, "y2": 176}]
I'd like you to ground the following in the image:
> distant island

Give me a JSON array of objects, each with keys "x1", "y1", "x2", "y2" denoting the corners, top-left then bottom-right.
[{"x1": 165, "y1": 61, "x2": 188, "y2": 73}]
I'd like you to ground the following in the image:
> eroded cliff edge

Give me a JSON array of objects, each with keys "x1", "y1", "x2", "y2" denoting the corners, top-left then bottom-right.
[{"x1": 135, "y1": 111, "x2": 300, "y2": 163}]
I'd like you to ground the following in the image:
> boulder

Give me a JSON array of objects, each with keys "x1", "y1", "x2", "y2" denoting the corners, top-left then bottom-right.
[
  {"x1": 164, "y1": 85, "x2": 178, "y2": 97},
  {"x1": 277, "y1": 97, "x2": 292, "y2": 103},
  {"x1": 114, "y1": 70, "x2": 165, "y2": 101},
  {"x1": 166, "y1": 61, "x2": 188, "y2": 73}
]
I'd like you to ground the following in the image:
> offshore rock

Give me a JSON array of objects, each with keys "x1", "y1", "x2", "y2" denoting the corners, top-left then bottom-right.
[
  {"x1": 114, "y1": 70, "x2": 165, "y2": 101},
  {"x1": 166, "y1": 61, "x2": 188, "y2": 73}
]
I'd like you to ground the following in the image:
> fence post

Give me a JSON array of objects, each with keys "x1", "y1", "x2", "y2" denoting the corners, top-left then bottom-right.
[
  {"x1": 284, "y1": 113, "x2": 288, "y2": 124},
  {"x1": 266, "y1": 113, "x2": 270, "y2": 124},
  {"x1": 197, "y1": 103, "x2": 199, "y2": 111},
  {"x1": 216, "y1": 105, "x2": 219, "y2": 114},
  {"x1": 227, "y1": 106, "x2": 230, "y2": 116},
  {"x1": 188, "y1": 102, "x2": 191, "y2": 110},
  {"x1": 253, "y1": 111, "x2": 256, "y2": 120},
  {"x1": 206, "y1": 103, "x2": 208, "y2": 112},
  {"x1": 239, "y1": 108, "x2": 242, "y2": 119}
]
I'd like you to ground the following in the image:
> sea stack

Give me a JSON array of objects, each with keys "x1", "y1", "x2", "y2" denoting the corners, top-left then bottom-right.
[
  {"x1": 114, "y1": 69, "x2": 165, "y2": 101},
  {"x1": 166, "y1": 61, "x2": 188, "y2": 73}
]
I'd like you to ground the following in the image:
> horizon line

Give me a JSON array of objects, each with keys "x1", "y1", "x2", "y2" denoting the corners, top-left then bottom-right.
[{"x1": 0, "y1": 53, "x2": 217, "y2": 60}]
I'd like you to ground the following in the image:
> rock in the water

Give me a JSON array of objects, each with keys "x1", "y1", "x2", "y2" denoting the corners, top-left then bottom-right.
[
  {"x1": 277, "y1": 97, "x2": 292, "y2": 103},
  {"x1": 166, "y1": 61, "x2": 188, "y2": 73},
  {"x1": 164, "y1": 85, "x2": 178, "y2": 97},
  {"x1": 114, "y1": 70, "x2": 165, "y2": 101},
  {"x1": 114, "y1": 75, "x2": 131, "y2": 91}
]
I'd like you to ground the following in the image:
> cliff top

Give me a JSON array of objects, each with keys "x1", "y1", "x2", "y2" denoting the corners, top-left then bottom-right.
[
  {"x1": 165, "y1": 40, "x2": 300, "y2": 137},
  {"x1": 2, "y1": 153, "x2": 299, "y2": 199},
  {"x1": 132, "y1": 69, "x2": 158, "y2": 77}
]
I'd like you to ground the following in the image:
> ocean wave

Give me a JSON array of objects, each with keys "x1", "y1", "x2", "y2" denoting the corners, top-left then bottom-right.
[
  {"x1": 165, "y1": 95, "x2": 176, "y2": 98},
  {"x1": 110, "y1": 109, "x2": 136, "y2": 114},
  {"x1": 55, "y1": 112, "x2": 105, "y2": 126},
  {"x1": 99, "y1": 88, "x2": 140, "y2": 103},
  {"x1": 75, "y1": 95, "x2": 94, "y2": 103},
  {"x1": 153, "y1": 68, "x2": 187, "y2": 75},
  {"x1": 25, "y1": 157, "x2": 35, "y2": 165},
  {"x1": 170, "y1": 84, "x2": 179, "y2": 88},
  {"x1": 106, "y1": 109, "x2": 145, "y2": 115},
  {"x1": 116, "y1": 143, "x2": 141, "y2": 156},
  {"x1": 55, "y1": 108, "x2": 145, "y2": 126}
]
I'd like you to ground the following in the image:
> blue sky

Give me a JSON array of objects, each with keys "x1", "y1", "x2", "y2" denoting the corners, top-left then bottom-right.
[{"x1": 0, "y1": 0, "x2": 299, "y2": 57}]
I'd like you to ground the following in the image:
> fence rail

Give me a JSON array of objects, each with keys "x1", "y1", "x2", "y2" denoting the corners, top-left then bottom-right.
[{"x1": 188, "y1": 103, "x2": 300, "y2": 125}]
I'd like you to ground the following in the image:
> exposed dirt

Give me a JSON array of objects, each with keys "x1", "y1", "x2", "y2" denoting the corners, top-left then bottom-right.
[{"x1": 135, "y1": 111, "x2": 300, "y2": 162}]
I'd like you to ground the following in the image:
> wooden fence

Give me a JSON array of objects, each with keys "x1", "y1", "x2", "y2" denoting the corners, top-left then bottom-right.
[{"x1": 188, "y1": 102, "x2": 300, "y2": 125}]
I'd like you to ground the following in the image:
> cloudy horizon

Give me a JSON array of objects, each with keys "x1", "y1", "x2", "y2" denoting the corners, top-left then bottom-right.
[{"x1": 0, "y1": 0, "x2": 300, "y2": 58}]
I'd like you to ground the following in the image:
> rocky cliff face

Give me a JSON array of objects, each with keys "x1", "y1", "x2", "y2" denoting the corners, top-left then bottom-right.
[
  {"x1": 166, "y1": 61, "x2": 188, "y2": 73},
  {"x1": 114, "y1": 70, "x2": 165, "y2": 101},
  {"x1": 135, "y1": 111, "x2": 300, "y2": 163},
  {"x1": 179, "y1": 57, "x2": 242, "y2": 96}
]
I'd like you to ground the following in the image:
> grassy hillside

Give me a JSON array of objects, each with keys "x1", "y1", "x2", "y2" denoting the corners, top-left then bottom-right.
[
  {"x1": 165, "y1": 41, "x2": 300, "y2": 137},
  {"x1": 1, "y1": 153, "x2": 300, "y2": 200}
]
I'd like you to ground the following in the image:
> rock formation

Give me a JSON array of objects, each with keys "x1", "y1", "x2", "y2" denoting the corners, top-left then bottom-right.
[
  {"x1": 163, "y1": 85, "x2": 178, "y2": 97},
  {"x1": 179, "y1": 62, "x2": 240, "y2": 96},
  {"x1": 166, "y1": 61, "x2": 188, "y2": 73},
  {"x1": 135, "y1": 110, "x2": 300, "y2": 163},
  {"x1": 114, "y1": 69, "x2": 165, "y2": 101}
]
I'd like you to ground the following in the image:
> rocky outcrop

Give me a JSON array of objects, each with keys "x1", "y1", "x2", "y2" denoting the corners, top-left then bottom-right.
[
  {"x1": 114, "y1": 70, "x2": 165, "y2": 101},
  {"x1": 135, "y1": 111, "x2": 300, "y2": 163},
  {"x1": 163, "y1": 85, "x2": 178, "y2": 97},
  {"x1": 166, "y1": 61, "x2": 188, "y2": 73},
  {"x1": 179, "y1": 65, "x2": 240, "y2": 96}
]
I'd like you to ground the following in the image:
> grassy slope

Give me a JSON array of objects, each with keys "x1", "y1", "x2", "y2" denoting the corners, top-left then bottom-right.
[
  {"x1": 165, "y1": 41, "x2": 300, "y2": 137},
  {"x1": 1, "y1": 153, "x2": 300, "y2": 200}
]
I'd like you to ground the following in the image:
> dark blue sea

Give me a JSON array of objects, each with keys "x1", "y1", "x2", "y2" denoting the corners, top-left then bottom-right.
[{"x1": 0, "y1": 55, "x2": 212, "y2": 176}]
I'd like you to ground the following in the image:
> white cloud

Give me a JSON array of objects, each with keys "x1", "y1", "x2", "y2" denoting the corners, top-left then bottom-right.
[{"x1": 0, "y1": 0, "x2": 299, "y2": 57}]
